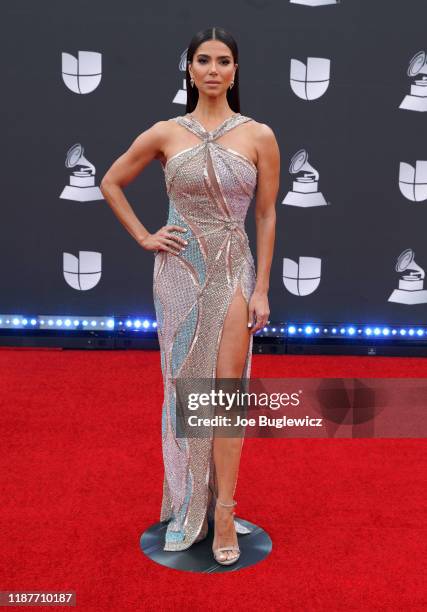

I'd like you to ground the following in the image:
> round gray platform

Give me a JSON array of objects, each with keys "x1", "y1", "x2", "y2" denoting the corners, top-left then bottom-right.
[{"x1": 140, "y1": 517, "x2": 272, "y2": 573}]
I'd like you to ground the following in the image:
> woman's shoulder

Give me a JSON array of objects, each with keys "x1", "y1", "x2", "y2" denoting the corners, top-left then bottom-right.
[
  {"x1": 146, "y1": 116, "x2": 186, "y2": 141},
  {"x1": 151, "y1": 115, "x2": 184, "y2": 128},
  {"x1": 246, "y1": 116, "x2": 276, "y2": 137},
  {"x1": 245, "y1": 118, "x2": 278, "y2": 152}
]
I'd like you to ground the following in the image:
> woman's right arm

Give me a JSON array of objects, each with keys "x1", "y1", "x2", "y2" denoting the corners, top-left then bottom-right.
[{"x1": 100, "y1": 121, "x2": 187, "y2": 254}]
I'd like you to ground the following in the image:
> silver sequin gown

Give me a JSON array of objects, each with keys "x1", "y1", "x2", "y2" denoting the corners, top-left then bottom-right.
[{"x1": 153, "y1": 113, "x2": 257, "y2": 551}]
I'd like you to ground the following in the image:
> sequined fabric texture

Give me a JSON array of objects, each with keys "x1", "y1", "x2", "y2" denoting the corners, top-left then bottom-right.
[{"x1": 152, "y1": 113, "x2": 257, "y2": 551}]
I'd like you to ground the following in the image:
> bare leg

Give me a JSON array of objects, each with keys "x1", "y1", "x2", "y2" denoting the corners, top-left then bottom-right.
[{"x1": 213, "y1": 284, "x2": 251, "y2": 562}]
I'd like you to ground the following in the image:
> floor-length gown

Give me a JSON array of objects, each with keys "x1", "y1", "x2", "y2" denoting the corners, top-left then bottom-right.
[{"x1": 152, "y1": 112, "x2": 257, "y2": 551}]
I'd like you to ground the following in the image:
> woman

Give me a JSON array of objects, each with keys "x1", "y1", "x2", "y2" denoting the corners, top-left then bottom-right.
[{"x1": 100, "y1": 26, "x2": 279, "y2": 566}]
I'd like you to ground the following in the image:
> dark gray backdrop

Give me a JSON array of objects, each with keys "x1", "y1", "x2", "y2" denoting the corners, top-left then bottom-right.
[{"x1": 2, "y1": 0, "x2": 427, "y2": 325}]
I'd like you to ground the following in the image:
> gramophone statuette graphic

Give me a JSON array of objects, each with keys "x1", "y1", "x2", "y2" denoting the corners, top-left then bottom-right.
[
  {"x1": 388, "y1": 249, "x2": 427, "y2": 304},
  {"x1": 290, "y1": 0, "x2": 339, "y2": 5},
  {"x1": 173, "y1": 49, "x2": 188, "y2": 105},
  {"x1": 60, "y1": 143, "x2": 103, "y2": 202},
  {"x1": 282, "y1": 149, "x2": 328, "y2": 207},
  {"x1": 399, "y1": 51, "x2": 427, "y2": 112}
]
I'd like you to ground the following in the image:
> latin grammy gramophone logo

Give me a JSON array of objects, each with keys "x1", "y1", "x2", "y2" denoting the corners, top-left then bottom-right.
[
  {"x1": 283, "y1": 256, "x2": 322, "y2": 296},
  {"x1": 399, "y1": 51, "x2": 427, "y2": 112},
  {"x1": 60, "y1": 143, "x2": 103, "y2": 202},
  {"x1": 282, "y1": 149, "x2": 328, "y2": 207},
  {"x1": 63, "y1": 251, "x2": 102, "y2": 290},
  {"x1": 290, "y1": 0, "x2": 339, "y2": 5},
  {"x1": 173, "y1": 49, "x2": 189, "y2": 105},
  {"x1": 399, "y1": 160, "x2": 427, "y2": 202},
  {"x1": 61, "y1": 51, "x2": 102, "y2": 94},
  {"x1": 388, "y1": 249, "x2": 427, "y2": 305},
  {"x1": 290, "y1": 57, "x2": 331, "y2": 100}
]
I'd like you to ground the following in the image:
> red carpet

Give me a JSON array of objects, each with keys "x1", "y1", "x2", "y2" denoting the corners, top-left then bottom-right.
[{"x1": 0, "y1": 348, "x2": 426, "y2": 611}]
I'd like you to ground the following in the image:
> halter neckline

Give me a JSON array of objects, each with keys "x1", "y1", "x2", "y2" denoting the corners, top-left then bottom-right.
[{"x1": 186, "y1": 112, "x2": 241, "y2": 135}]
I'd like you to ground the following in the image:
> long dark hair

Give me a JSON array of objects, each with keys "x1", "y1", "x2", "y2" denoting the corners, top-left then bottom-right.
[{"x1": 185, "y1": 27, "x2": 241, "y2": 114}]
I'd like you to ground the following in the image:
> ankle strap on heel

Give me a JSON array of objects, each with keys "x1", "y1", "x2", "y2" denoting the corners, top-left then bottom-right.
[{"x1": 217, "y1": 499, "x2": 237, "y2": 508}]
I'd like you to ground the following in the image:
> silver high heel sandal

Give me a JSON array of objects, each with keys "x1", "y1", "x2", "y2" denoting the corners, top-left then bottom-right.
[{"x1": 212, "y1": 499, "x2": 241, "y2": 566}]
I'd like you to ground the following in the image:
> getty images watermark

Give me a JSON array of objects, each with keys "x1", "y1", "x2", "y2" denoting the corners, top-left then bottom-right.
[
  {"x1": 185, "y1": 386, "x2": 313, "y2": 429},
  {"x1": 174, "y1": 378, "x2": 427, "y2": 438}
]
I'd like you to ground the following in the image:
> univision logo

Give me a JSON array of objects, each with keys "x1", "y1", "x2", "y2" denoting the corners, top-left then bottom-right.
[
  {"x1": 62, "y1": 51, "x2": 102, "y2": 94},
  {"x1": 399, "y1": 160, "x2": 427, "y2": 202},
  {"x1": 63, "y1": 251, "x2": 102, "y2": 290},
  {"x1": 290, "y1": 57, "x2": 331, "y2": 100},
  {"x1": 283, "y1": 257, "x2": 322, "y2": 296}
]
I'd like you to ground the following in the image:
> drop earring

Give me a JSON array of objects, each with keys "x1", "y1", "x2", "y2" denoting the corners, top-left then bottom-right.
[
  {"x1": 190, "y1": 77, "x2": 195, "y2": 88},
  {"x1": 229, "y1": 81, "x2": 234, "y2": 90}
]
